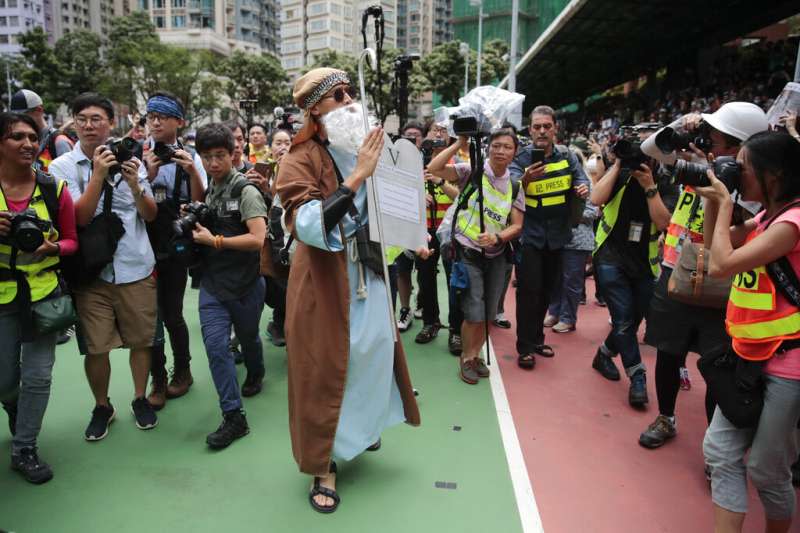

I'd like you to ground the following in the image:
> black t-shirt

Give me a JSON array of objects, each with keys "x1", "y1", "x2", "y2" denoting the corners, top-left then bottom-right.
[{"x1": 595, "y1": 170, "x2": 653, "y2": 279}]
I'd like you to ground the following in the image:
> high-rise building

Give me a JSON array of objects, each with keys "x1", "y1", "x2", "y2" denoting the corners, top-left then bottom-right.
[
  {"x1": 138, "y1": 0, "x2": 280, "y2": 56},
  {"x1": 0, "y1": 0, "x2": 48, "y2": 53},
  {"x1": 280, "y1": 0, "x2": 397, "y2": 79},
  {"x1": 48, "y1": 0, "x2": 115, "y2": 41},
  {"x1": 397, "y1": 0, "x2": 451, "y2": 55}
]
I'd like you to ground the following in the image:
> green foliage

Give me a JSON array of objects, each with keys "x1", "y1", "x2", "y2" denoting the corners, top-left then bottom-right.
[
  {"x1": 52, "y1": 31, "x2": 105, "y2": 104},
  {"x1": 216, "y1": 51, "x2": 288, "y2": 124},
  {"x1": 15, "y1": 28, "x2": 59, "y2": 111},
  {"x1": 481, "y1": 39, "x2": 510, "y2": 83}
]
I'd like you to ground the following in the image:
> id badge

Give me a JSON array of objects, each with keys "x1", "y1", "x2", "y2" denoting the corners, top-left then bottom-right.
[
  {"x1": 226, "y1": 199, "x2": 240, "y2": 212},
  {"x1": 628, "y1": 221, "x2": 643, "y2": 243},
  {"x1": 154, "y1": 187, "x2": 167, "y2": 203}
]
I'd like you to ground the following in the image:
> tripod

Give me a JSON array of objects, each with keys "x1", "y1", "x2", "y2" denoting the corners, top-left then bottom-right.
[{"x1": 467, "y1": 132, "x2": 492, "y2": 366}]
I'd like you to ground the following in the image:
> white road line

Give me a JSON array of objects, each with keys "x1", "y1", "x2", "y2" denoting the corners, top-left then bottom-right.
[{"x1": 486, "y1": 341, "x2": 545, "y2": 533}]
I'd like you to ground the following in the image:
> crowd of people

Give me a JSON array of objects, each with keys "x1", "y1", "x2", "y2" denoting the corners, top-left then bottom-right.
[{"x1": 2, "y1": 48, "x2": 800, "y2": 531}]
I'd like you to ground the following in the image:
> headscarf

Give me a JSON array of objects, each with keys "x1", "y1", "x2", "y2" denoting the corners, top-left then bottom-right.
[{"x1": 146, "y1": 95, "x2": 184, "y2": 119}]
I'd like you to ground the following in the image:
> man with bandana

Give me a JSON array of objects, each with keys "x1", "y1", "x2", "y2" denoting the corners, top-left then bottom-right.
[
  {"x1": 139, "y1": 92, "x2": 208, "y2": 409},
  {"x1": 276, "y1": 68, "x2": 420, "y2": 514}
]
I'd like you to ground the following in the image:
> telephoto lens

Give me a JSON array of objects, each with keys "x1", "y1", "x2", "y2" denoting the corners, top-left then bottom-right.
[{"x1": 673, "y1": 155, "x2": 741, "y2": 193}]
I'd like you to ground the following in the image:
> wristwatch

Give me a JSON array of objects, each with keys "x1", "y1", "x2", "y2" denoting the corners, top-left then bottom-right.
[{"x1": 645, "y1": 187, "x2": 658, "y2": 199}]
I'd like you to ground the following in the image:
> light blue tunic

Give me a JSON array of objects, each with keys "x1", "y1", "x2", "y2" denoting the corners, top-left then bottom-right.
[{"x1": 293, "y1": 146, "x2": 405, "y2": 461}]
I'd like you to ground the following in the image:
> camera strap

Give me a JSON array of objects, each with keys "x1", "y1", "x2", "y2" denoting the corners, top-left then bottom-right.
[
  {"x1": 763, "y1": 200, "x2": 800, "y2": 309},
  {"x1": 8, "y1": 247, "x2": 35, "y2": 340},
  {"x1": 172, "y1": 142, "x2": 191, "y2": 207}
]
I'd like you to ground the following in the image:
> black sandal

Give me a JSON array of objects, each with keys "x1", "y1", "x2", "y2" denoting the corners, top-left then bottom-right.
[
  {"x1": 366, "y1": 438, "x2": 381, "y2": 452},
  {"x1": 533, "y1": 344, "x2": 555, "y2": 358},
  {"x1": 517, "y1": 353, "x2": 536, "y2": 370},
  {"x1": 309, "y1": 461, "x2": 340, "y2": 514}
]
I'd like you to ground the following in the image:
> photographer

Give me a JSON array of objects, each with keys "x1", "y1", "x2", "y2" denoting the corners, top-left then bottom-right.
[
  {"x1": 190, "y1": 123, "x2": 267, "y2": 449},
  {"x1": 49, "y1": 93, "x2": 159, "y2": 440},
  {"x1": 589, "y1": 123, "x2": 674, "y2": 408},
  {"x1": 509, "y1": 106, "x2": 589, "y2": 368},
  {"x1": 140, "y1": 92, "x2": 207, "y2": 409},
  {"x1": 0, "y1": 112, "x2": 77, "y2": 484},
  {"x1": 638, "y1": 103, "x2": 767, "y2": 449},
  {"x1": 9, "y1": 89, "x2": 74, "y2": 173},
  {"x1": 428, "y1": 128, "x2": 524, "y2": 385},
  {"x1": 699, "y1": 131, "x2": 800, "y2": 533}
]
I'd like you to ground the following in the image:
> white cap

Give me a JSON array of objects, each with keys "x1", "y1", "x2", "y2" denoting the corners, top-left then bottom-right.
[
  {"x1": 701, "y1": 102, "x2": 768, "y2": 142},
  {"x1": 10, "y1": 89, "x2": 43, "y2": 112}
]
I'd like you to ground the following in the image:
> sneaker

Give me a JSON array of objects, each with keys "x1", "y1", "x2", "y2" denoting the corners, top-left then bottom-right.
[
  {"x1": 448, "y1": 332, "x2": 462, "y2": 356},
  {"x1": 413, "y1": 307, "x2": 423, "y2": 319},
  {"x1": 638, "y1": 415, "x2": 677, "y2": 449},
  {"x1": 679, "y1": 367, "x2": 691, "y2": 391},
  {"x1": 397, "y1": 307, "x2": 413, "y2": 332},
  {"x1": 206, "y1": 409, "x2": 249, "y2": 449},
  {"x1": 147, "y1": 376, "x2": 167, "y2": 411},
  {"x1": 629, "y1": 371, "x2": 648, "y2": 408},
  {"x1": 3, "y1": 401, "x2": 17, "y2": 436},
  {"x1": 543, "y1": 314, "x2": 558, "y2": 328},
  {"x1": 11, "y1": 448, "x2": 53, "y2": 484},
  {"x1": 166, "y1": 367, "x2": 194, "y2": 399},
  {"x1": 459, "y1": 359, "x2": 479, "y2": 385},
  {"x1": 592, "y1": 348, "x2": 620, "y2": 381},
  {"x1": 242, "y1": 370, "x2": 265, "y2": 397},
  {"x1": 474, "y1": 358, "x2": 490, "y2": 378},
  {"x1": 131, "y1": 397, "x2": 158, "y2": 430},
  {"x1": 493, "y1": 312, "x2": 512, "y2": 329},
  {"x1": 56, "y1": 326, "x2": 75, "y2": 346},
  {"x1": 85, "y1": 402, "x2": 115, "y2": 441},
  {"x1": 266, "y1": 321, "x2": 286, "y2": 347},
  {"x1": 552, "y1": 321, "x2": 575, "y2": 333},
  {"x1": 415, "y1": 324, "x2": 439, "y2": 344}
]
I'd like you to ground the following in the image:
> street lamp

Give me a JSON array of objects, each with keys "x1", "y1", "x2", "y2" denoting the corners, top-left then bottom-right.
[
  {"x1": 459, "y1": 42, "x2": 470, "y2": 97},
  {"x1": 469, "y1": 0, "x2": 483, "y2": 87},
  {"x1": 509, "y1": 0, "x2": 519, "y2": 92}
]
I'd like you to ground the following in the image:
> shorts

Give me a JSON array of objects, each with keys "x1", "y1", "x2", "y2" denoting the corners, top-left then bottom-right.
[
  {"x1": 394, "y1": 251, "x2": 415, "y2": 274},
  {"x1": 74, "y1": 275, "x2": 158, "y2": 355},
  {"x1": 644, "y1": 266, "x2": 730, "y2": 356},
  {"x1": 459, "y1": 251, "x2": 507, "y2": 322}
]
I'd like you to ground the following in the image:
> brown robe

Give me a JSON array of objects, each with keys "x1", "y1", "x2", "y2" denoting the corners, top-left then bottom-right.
[{"x1": 275, "y1": 138, "x2": 421, "y2": 477}]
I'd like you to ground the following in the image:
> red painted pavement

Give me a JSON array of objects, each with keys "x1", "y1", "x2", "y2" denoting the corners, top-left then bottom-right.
[{"x1": 491, "y1": 278, "x2": 800, "y2": 533}]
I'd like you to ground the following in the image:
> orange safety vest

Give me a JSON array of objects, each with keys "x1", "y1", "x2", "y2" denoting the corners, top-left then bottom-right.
[
  {"x1": 427, "y1": 183, "x2": 452, "y2": 229},
  {"x1": 663, "y1": 187, "x2": 704, "y2": 267},
  {"x1": 726, "y1": 219, "x2": 800, "y2": 361}
]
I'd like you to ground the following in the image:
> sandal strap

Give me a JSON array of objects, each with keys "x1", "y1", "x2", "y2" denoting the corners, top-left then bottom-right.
[{"x1": 310, "y1": 485, "x2": 341, "y2": 504}]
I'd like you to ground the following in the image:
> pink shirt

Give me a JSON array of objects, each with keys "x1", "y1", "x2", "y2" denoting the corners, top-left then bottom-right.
[
  {"x1": 755, "y1": 207, "x2": 800, "y2": 380},
  {"x1": 5, "y1": 186, "x2": 78, "y2": 256}
]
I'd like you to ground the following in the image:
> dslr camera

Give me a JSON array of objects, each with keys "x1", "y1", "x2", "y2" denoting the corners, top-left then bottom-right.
[
  {"x1": 1, "y1": 208, "x2": 52, "y2": 253},
  {"x1": 152, "y1": 142, "x2": 178, "y2": 165},
  {"x1": 106, "y1": 137, "x2": 143, "y2": 176},
  {"x1": 673, "y1": 155, "x2": 742, "y2": 193},
  {"x1": 610, "y1": 127, "x2": 648, "y2": 169},
  {"x1": 421, "y1": 138, "x2": 446, "y2": 166},
  {"x1": 173, "y1": 202, "x2": 213, "y2": 238},
  {"x1": 654, "y1": 123, "x2": 712, "y2": 154}
]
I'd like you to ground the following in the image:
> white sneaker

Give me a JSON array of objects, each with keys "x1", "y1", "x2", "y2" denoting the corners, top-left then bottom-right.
[
  {"x1": 543, "y1": 314, "x2": 558, "y2": 328},
  {"x1": 397, "y1": 307, "x2": 414, "y2": 332}
]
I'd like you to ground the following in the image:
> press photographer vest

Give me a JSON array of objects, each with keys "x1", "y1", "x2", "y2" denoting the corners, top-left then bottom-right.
[
  {"x1": 662, "y1": 187, "x2": 704, "y2": 267},
  {"x1": 524, "y1": 152, "x2": 573, "y2": 220},
  {"x1": 456, "y1": 173, "x2": 513, "y2": 243},
  {"x1": 201, "y1": 172, "x2": 261, "y2": 301},
  {"x1": 428, "y1": 183, "x2": 453, "y2": 230},
  {"x1": 0, "y1": 176, "x2": 64, "y2": 304},
  {"x1": 594, "y1": 178, "x2": 661, "y2": 278},
  {"x1": 726, "y1": 218, "x2": 800, "y2": 361}
]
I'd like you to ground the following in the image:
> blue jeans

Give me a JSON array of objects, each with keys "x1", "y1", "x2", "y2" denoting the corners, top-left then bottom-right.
[
  {"x1": 594, "y1": 262, "x2": 654, "y2": 377},
  {"x1": 548, "y1": 250, "x2": 589, "y2": 326},
  {"x1": 0, "y1": 312, "x2": 57, "y2": 453},
  {"x1": 199, "y1": 278, "x2": 265, "y2": 413}
]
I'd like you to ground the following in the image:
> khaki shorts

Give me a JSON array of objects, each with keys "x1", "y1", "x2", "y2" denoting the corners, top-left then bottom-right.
[{"x1": 74, "y1": 275, "x2": 157, "y2": 355}]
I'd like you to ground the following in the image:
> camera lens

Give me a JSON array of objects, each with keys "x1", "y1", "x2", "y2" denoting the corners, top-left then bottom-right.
[
  {"x1": 13, "y1": 222, "x2": 45, "y2": 253},
  {"x1": 673, "y1": 160, "x2": 711, "y2": 188}
]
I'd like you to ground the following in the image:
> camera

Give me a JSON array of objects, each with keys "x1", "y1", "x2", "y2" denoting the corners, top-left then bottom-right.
[
  {"x1": 421, "y1": 139, "x2": 446, "y2": 167},
  {"x1": 152, "y1": 142, "x2": 177, "y2": 165},
  {"x1": 610, "y1": 128, "x2": 648, "y2": 169},
  {"x1": 106, "y1": 137, "x2": 143, "y2": 176},
  {"x1": 394, "y1": 54, "x2": 420, "y2": 73},
  {"x1": 654, "y1": 123, "x2": 712, "y2": 154},
  {"x1": 173, "y1": 202, "x2": 212, "y2": 238},
  {"x1": 452, "y1": 116, "x2": 480, "y2": 137},
  {"x1": 2, "y1": 208, "x2": 52, "y2": 253},
  {"x1": 673, "y1": 155, "x2": 741, "y2": 193}
]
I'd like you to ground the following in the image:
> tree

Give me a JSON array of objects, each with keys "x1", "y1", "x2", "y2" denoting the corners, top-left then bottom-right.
[
  {"x1": 481, "y1": 39, "x2": 510, "y2": 84},
  {"x1": 16, "y1": 28, "x2": 59, "y2": 111},
  {"x1": 52, "y1": 31, "x2": 106, "y2": 105},
  {"x1": 104, "y1": 12, "x2": 161, "y2": 110},
  {"x1": 415, "y1": 41, "x2": 467, "y2": 106},
  {"x1": 216, "y1": 51, "x2": 288, "y2": 124}
]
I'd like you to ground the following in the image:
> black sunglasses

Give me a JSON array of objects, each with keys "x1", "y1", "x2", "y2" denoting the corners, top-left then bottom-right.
[{"x1": 323, "y1": 86, "x2": 357, "y2": 103}]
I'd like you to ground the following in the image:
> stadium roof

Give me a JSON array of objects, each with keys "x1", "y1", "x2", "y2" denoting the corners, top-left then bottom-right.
[{"x1": 499, "y1": 0, "x2": 800, "y2": 114}]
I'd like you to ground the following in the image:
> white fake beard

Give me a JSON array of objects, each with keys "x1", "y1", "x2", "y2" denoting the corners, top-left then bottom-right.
[{"x1": 322, "y1": 103, "x2": 377, "y2": 153}]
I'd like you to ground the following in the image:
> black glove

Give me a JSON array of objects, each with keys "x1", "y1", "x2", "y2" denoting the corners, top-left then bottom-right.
[{"x1": 322, "y1": 185, "x2": 355, "y2": 233}]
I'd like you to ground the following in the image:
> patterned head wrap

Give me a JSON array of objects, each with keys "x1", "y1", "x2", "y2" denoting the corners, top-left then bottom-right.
[
  {"x1": 293, "y1": 68, "x2": 351, "y2": 110},
  {"x1": 146, "y1": 95, "x2": 184, "y2": 119}
]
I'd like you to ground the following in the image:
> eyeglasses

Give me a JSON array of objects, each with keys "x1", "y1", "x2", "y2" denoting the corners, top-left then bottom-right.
[
  {"x1": 321, "y1": 86, "x2": 357, "y2": 103},
  {"x1": 531, "y1": 123, "x2": 554, "y2": 131},
  {"x1": 74, "y1": 115, "x2": 108, "y2": 128},
  {"x1": 146, "y1": 112, "x2": 175, "y2": 123},
  {"x1": 5, "y1": 132, "x2": 38, "y2": 143}
]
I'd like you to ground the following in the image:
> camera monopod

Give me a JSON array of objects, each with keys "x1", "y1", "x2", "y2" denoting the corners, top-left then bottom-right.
[{"x1": 360, "y1": 5, "x2": 385, "y2": 122}]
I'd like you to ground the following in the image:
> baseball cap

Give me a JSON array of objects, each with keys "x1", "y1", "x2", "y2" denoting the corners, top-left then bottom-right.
[{"x1": 10, "y1": 89, "x2": 43, "y2": 112}]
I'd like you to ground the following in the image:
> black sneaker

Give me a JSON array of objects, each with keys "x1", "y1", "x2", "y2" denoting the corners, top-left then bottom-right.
[
  {"x1": 85, "y1": 402, "x2": 115, "y2": 441},
  {"x1": 11, "y1": 447, "x2": 53, "y2": 484},
  {"x1": 638, "y1": 415, "x2": 677, "y2": 449},
  {"x1": 592, "y1": 348, "x2": 621, "y2": 381},
  {"x1": 448, "y1": 332, "x2": 463, "y2": 356},
  {"x1": 3, "y1": 400, "x2": 17, "y2": 436},
  {"x1": 266, "y1": 321, "x2": 286, "y2": 347},
  {"x1": 629, "y1": 370, "x2": 649, "y2": 408},
  {"x1": 206, "y1": 409, "x2": 249, "y2": 449},
  {"x1": 242, "y1": 370, "x2": 265, "y2": 397},
  {"x1": 415, "y1": 324, "x2": 439, "y2": 344},
  {"x1": 131, "y1": 397, "x2": 158, "y2": 430},
  {"x1": 397, "y1": 307, "x2": 413, "y2": 332}
]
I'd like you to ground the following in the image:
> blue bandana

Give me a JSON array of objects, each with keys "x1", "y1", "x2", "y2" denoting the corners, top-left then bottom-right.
[{"x1": 146, "y1": 95, "x2": 184, "y2": 119}]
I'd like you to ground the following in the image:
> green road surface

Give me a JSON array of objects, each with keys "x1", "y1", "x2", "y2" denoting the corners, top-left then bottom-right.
[{"x1": 0, "y1": 286, "x2": 524, "y2": 533}]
